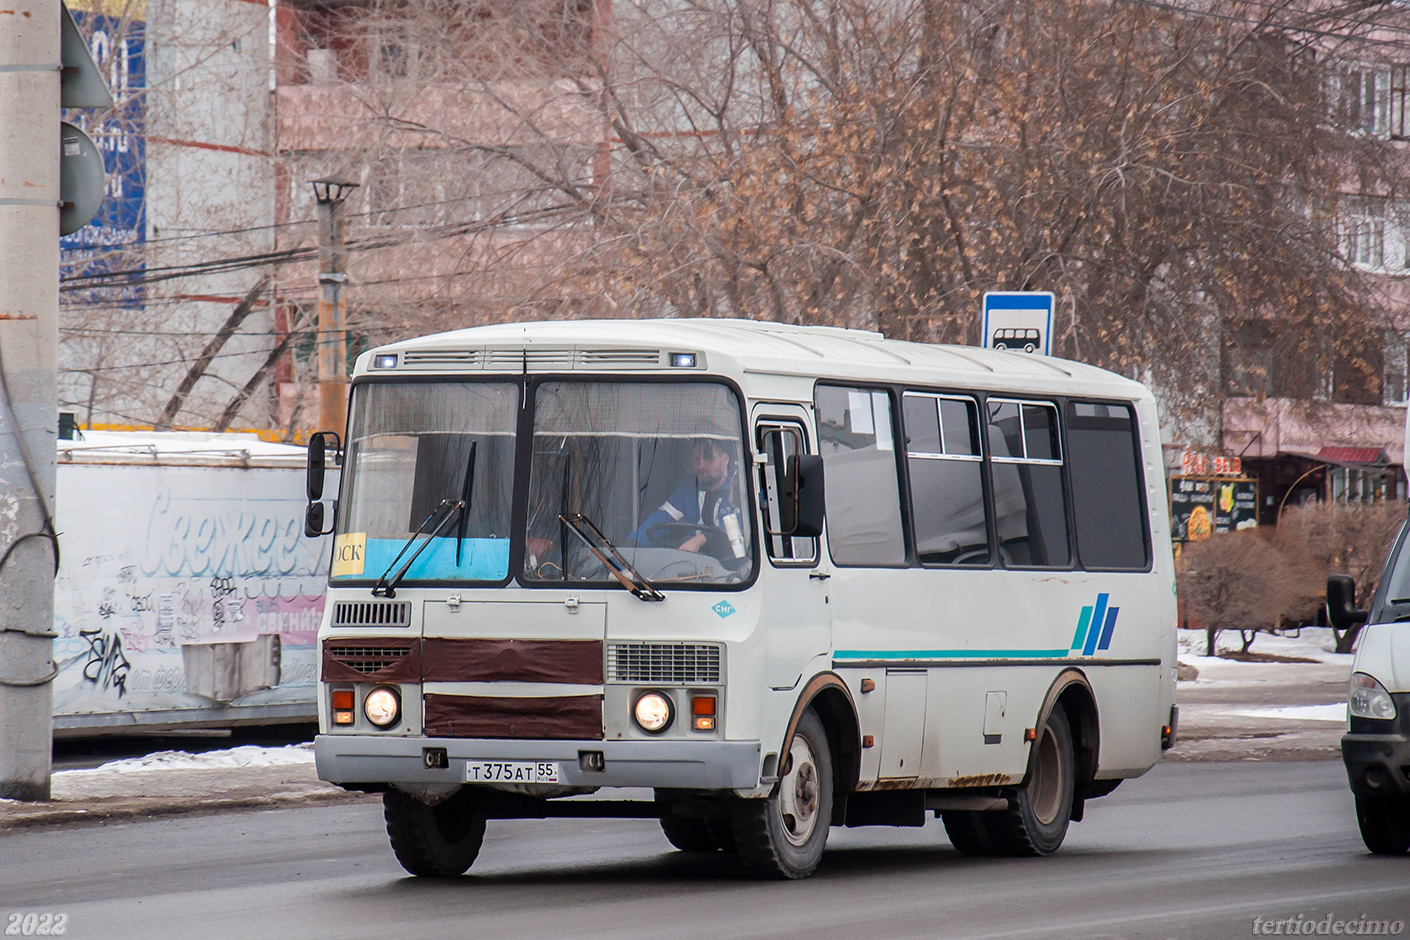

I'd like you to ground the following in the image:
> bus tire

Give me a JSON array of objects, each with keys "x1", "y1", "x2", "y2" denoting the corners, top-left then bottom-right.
[
  {"x1": 995, "y1": 706, "x2": 1075, "y2": 857},
  {"x1": 706, "y1": 815, "x2": 738, "y2": 853},
  {"x1": 731, "y1": 709, "x2": 833, "y2": 879},
  {"x1": 383, "y1": 787, "x2": 487, "y2": 877},
  {"x1": 1356, "y1": 796, "x2": 1410, "y2": 855},
  {"x1": 659, "y1": 815, "x2": 721, "y2": 852},
  {"x1": 941, "y1": 810, "x2": 1006, "y2": 856}
]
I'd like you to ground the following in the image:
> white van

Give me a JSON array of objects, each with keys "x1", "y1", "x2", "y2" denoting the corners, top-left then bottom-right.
[
  {"x1": 306, "y1": 319, "x2": 1179, "y2": 879},
  {"x1": 1328, "y1": 521, "x2": 1410, "y2": 855}
]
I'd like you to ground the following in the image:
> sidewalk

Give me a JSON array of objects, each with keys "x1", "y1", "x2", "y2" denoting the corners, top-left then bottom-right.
[
  {"x1": 0, "y1": 745, "x2": 375, "y2": 831},
  {"x1": 0, "y1": 629, "x2": 1356, "y2": 830}
]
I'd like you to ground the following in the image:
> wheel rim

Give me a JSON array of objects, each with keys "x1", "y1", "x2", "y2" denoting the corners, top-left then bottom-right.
[
  {"x1": 777, "y1": 733, "x2": 822, "y2": 847},
  {"x1": 1030, "y1": 723, "x2": 1063, "y2": 826}
]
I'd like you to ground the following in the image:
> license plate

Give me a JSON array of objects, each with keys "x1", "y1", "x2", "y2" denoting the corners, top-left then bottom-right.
[{"x1": 464, "y1": 760, "x2": 561, "y2": 784}]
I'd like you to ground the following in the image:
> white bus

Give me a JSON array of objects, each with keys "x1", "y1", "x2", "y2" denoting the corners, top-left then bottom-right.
[{"x1": 309, "y1": 319, "x2": 1178, "y2": 879}]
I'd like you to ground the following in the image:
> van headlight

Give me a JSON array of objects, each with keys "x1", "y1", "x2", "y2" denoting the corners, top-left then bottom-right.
[
  {"x1": 1350, "y1": 673, "x2": 1397, "y2": 721},
  {"x1": 364, "y1": 686, "x2": 401, "y2": 728}
]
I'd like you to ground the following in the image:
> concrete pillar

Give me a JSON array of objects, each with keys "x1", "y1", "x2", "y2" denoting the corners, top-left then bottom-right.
[{"x1": 0, "y1": 0, "x2": 60, "y2": 801}]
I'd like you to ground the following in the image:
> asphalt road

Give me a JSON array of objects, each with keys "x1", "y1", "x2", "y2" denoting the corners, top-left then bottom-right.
[{"x1": 2, "y1": 761, "x2": 1404, "y2": 940}]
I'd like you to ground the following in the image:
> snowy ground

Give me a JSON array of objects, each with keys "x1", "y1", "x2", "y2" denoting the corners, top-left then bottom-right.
[
  {"x1": 55, "y1": 743, "x2": 315, "y2": 777},
  {"x1": 1177, "y1": 625, "x2": 1354, "y2": 666}
]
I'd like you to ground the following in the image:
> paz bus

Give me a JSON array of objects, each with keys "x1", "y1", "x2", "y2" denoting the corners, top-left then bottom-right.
[{"x1": 307, "y1": 318, "x2": 1178, "y2": 879}]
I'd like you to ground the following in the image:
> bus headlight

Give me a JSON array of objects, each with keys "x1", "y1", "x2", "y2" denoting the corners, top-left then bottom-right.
[
  {"x1": 364, "y1": 686, "x2": 401, "y2": 728},
  {"x1": 633, "y1": 691, "x2": 674, "y2": 734},
  {"x1": 1350, "y1": 673, "x2": 1396, "y2": 721}
]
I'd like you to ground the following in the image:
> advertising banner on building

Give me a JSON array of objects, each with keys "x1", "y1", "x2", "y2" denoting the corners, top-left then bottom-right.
[
  {"x1": 1170, "y1": 475, "x2": 1259, "y2": 542},
  {"x1": 60, "y1": 1, "x2": 146, "y2": 307}
]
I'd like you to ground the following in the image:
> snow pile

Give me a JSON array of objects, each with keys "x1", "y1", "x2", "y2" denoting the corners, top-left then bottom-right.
[
  {"x1": 57, "y1": 743, "x2": 314, "y2": 776},
  {"x1": 1228, "y1": 704, "x2": 1347, "y2": 723}
]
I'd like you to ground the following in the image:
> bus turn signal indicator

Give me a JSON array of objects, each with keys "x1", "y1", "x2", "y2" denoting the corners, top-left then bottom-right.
[{"x1": 692, "y1": 695, "x2": 716, "y2": 731}]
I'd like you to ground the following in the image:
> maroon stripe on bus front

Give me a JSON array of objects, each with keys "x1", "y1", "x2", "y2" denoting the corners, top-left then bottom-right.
[
  {"x1": 423, "y1": 693, "x2": 603, "y2": 739},
  {"x1": 421, "y1": 637, "x2": 603, "y2": 685}
]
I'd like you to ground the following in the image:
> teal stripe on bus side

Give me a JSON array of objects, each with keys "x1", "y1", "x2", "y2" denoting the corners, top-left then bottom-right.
[
  {"x1": 833, "y1": 649, "x2": 1071, "y2": 660},
  {"x1": 1071, "y1": 605, "x2": 1093, "y2": 650}
]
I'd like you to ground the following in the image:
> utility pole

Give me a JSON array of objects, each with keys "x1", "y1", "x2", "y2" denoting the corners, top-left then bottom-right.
[
  {"x1": 311, "y1": 178, "x2": 357, "y2": 434},
  {"x1": 0, "y1": 2, "x2": 61, "y2": 801}
]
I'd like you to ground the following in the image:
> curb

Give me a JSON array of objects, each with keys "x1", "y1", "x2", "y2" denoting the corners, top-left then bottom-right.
[{"x1": 0, "y1": 787, "x2": 378, "y2": 832}]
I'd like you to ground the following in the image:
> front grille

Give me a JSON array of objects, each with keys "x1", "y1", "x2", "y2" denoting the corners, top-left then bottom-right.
[
  {"x1": 484, "y1": 347, "x2": 576, "y2": 370},
  {"x1": 577, "y1": 348, "x2": 662, "y2": 367},
  {"x1": 325, "y1": 645, "x2": 411, "y2": 675},
  {"x1": 607, "y1": 643, "x2": 722, "y2": 684},
  {"x1": 401, "y1": 349, "x2": 481, "y2": 368},
  {"x1": 332, "y1": 601, "x2": 411, "y2": 628}
]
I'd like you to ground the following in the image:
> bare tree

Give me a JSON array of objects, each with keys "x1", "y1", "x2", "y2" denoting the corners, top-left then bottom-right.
[
  {"x1": 1277, "y1": 499, "x2": 1407, "y2": 651},
  {"x1": 270, "y1": 0, "x2": 1410, "y2": 441},
  {"x1": 1178, "y1": 529, "x2": 1313, "y2": 656}
]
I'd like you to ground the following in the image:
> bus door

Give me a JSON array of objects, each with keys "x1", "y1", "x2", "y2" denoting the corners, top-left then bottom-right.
[{"x1": 753, "y1": 407, "x2": 831, "y2": 691}]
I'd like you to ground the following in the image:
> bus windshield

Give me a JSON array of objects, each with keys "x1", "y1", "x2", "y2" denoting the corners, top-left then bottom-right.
[
  {"x1": 332, "y1": 381, "x2": 518, "y2": 584},
  {"x1": 523, "y1": 381, "x2": 754, "y2": 587}
]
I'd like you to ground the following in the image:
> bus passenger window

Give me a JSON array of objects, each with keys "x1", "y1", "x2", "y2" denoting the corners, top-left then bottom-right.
[
  {"x1": 987, "y1": 399, "x2": 1070, "y2": 568},
  {"x1": 1067, "y1": 401, "x2": 1149, "y2": 570},
  {"x1": 815, "y1": 386, "x2": 905, "y2": 566},
  {"x1": 903, "y1": 393, "x2": 989, "y2": 565}
]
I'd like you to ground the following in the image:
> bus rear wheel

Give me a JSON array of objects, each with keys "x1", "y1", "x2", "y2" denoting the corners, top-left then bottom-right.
[
  {"x1": 383, "y1": 787, "x2": 487, "y2": 877},
  {"x1": 993, "y1": 706, "x2": 1075, "y2": 857},
  {"x1": 731, "y1": 709, "x2": 833, "y2": 879},
  {"x1": 1356, "y1": 795, "x2": 1410, "y2": 854}
]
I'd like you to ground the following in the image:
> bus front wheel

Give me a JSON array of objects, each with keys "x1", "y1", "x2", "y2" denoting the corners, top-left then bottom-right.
[
  {"x1": 383, "y1": 787, "x2": 487, "y2": 877},
  {"x1": 731, "y1": 709, "x2": 833, "y2": 879},
  {"x1": 660, "y1": 815, "x2": 722, "y2": 852}
]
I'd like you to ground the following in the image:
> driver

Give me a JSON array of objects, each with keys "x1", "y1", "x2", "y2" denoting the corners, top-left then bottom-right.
[{"x1": 633, "y1": 438, "x2": 744, "y2": 556}]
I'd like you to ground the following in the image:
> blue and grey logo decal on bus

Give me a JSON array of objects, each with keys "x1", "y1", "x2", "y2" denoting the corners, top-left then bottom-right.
[
  {"x1": 712, "y1": 601, "x2": 736, "y2": 619},
  {"x1": 1071, "y1": 594, "x2": 1119, "y2": 656}
]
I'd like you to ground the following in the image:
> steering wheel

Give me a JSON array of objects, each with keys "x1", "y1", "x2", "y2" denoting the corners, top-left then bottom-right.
[{"x1": 645, "y1": 521, "x2": 735, "y2": 559}]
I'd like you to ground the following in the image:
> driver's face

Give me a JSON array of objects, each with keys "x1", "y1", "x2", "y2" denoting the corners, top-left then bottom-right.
[{"x1": 693, "y1": 443, "x2": 730, "y2": 490}]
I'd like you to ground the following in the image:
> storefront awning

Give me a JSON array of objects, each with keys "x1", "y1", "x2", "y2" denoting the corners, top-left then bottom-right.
[{"x1": 1315, "y1": 446, "x2": 1390, "y2": 468}]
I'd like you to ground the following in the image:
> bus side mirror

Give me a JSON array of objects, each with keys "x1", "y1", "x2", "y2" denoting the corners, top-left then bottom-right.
[
  {"x1": 305, "y1": 431, "x2": 340, "y2": 538},
  {"x1": 1326, "y1": 575, "x2": 1368, "y2": 632},
  {"x1": 305, "y1": 501, "x2": 334, "y2": 538},
  {"x1": 789, "y1": 454, "x2": 825, "y2": 538},
  {"x1": 307, "y1": 431, "x2": 341, "y2": 501}
]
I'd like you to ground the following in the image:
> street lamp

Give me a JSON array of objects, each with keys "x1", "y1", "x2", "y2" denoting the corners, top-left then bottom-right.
[{"x1": 310, "y1": 178, "x2": 359, "y2": 434}]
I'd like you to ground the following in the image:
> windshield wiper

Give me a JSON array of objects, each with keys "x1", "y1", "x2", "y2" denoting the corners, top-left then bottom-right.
[
  {"x1": 373, "y1": 440, "x2": 479, "y2": 598},
  {"x1": 455, "y1": 441, "x2": 477, "y2": 566},
  {"x1": 558, "y1": 512, "x2": 665, "y2": 602},
  {"x1": 372, "y1": 498, "x2": 463, "y2": 598}
]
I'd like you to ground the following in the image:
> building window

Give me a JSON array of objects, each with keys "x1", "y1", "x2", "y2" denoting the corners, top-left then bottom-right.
[
  {"x1": 1385, "y1": 331, "x2": 1409, "y2": 406},
  {"x1": 1341, "y1": 65, "x2": 1392, "y2": 136},
  {"x1": 1344, "y1": 207, "x2": 1386, "y2": 269}
]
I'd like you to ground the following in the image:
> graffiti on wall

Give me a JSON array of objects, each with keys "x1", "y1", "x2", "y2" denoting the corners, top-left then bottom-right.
[{"x1": 52, "y1": 463, "x2": 329, "y2": 724}]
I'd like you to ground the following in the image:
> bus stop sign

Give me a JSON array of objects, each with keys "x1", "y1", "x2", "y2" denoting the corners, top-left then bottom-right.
[{"x1": 982, "y1": 292, "x2": 1054, "y2": 356}]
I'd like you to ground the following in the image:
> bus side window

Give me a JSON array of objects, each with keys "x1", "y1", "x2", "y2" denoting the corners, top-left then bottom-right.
[
  {"x1": 902, "y1": 393, "x2": 989, "y2": 566},
  {"x1": 987, "y1": 399, "x2": 1070, "y2": 567},
  {"x1": 814, "y1": 386, "x2": 906, "y2": 566},
  {"x1": 1067, "y1": 401, "x2": 1150, "y2": 570},
  {"x1": 756, "y1": 422, "x2": 819, "y2": 564}
]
